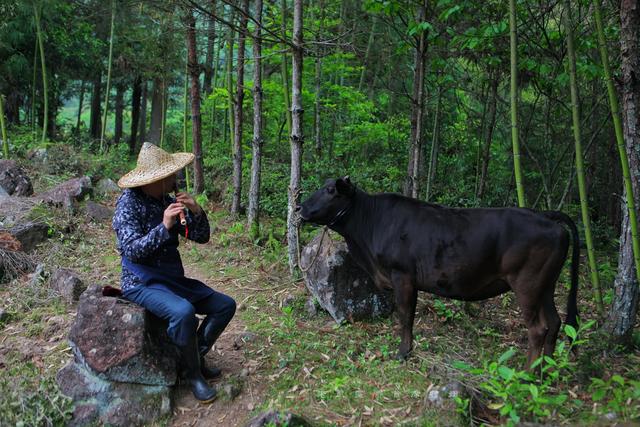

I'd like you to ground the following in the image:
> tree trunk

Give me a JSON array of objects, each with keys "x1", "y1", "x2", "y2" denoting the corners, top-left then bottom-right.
[
  {"x1": 231, "y1": 0, "x2": 249, "y2": 215},
  {"x1": 281, "y1": 0, "x2": 292, "y2": 138},
  {"x1": 226, "y1": 9, "x2": 235, "y2": 154},
  {"x1": 358, "y1": 16, "x2": 377, "y2": 92},
  {"x1": 404, "y1": 0, "x2": 428, "y2": 199},
  {"x1": 114, "y1": 84, "x2": 124, "y2": 145},
  {"x1": 509, "y1": 0, "x2": 526, "y2": 207},
  {"x1": 314, "y1": 0, "x2": 324, "y2": 157},
  {"x1": 100, "y1": 0, "x2": 116, "y2": 151},
  {"x1": 160, "y1": 77, "x2": 167, "y2": 147},
  {"x1": 286, "y1": 0, "x2": 303, "y2": 275},
  {"x1": 203, "y1": 0, "x2": 216, "y2": 95},
  {"x1": 130, "y1": 76, "x2": 142, "y2": 154},
  {"x1": 605, "y1": 0, "x2": 640, "y2": 342},
  {"x1": 564, "y1": 0, "x2": 603, "y2": 312},
  {"x1": 185, "y1": 9, "x2": 205, "y2": 194},
  {"x1": 139, "y1": 81, "x2": 147, "y2": 145},
  {"x1": 76, "y1": 80, "x2": 85, "y2": 133},
  {"x1": 89, "y1": 74, "x2": 102, "y2": 139},
  {"x1": 477, "y1": 74, "x2": 498, "y2": 201},
  {"x1": 248, "y1": 0, "x2": 264, "y2": 238},
  {"x1": 209, "y1": 35, "x2": 224, "y2": 146},
  {"x1": 183, "y1": 51, "x2": 190, "y2": 190},
  {"x1": 148, "y1": 77, "x2": 163, "y2": 144}
]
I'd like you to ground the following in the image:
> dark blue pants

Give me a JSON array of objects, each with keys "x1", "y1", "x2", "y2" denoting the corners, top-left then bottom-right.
[{"x1": 124, "y1": 286, "x2": 236, "y2": 347}]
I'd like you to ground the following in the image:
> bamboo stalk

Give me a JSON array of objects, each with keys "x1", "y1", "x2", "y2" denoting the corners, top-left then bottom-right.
[
  {"x1": 509, "y1": 0, "x2": 526, "y2": 207},
  {"x1": 0, "y1": 95, "x2": 8, "y2": 158},
  {"x1": 33, "y1": 3, "x2": 47, "y2": 145},
  {"x1": 565, "y1": 0, "x2": 603, "y2": 312}
]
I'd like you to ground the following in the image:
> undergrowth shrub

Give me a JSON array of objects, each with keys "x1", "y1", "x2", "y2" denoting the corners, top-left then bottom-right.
[
  {"x1": 0, "y1": 362, "x2": 73, "y2": 426},
  {"x1": 454, "y1": 320, "x2": 598, "y2": 425}
]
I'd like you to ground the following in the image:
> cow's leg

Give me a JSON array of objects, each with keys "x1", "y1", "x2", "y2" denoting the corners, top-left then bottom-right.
[
  {"x1": 512, "y1": 252, "x2": 565, "y2": 368},
  {"x1": 540, "y1": 290, "x2": 561, "y2": 358},
  {"x1": 391, "y1": 270, "x2": 417, "y2": 360}
]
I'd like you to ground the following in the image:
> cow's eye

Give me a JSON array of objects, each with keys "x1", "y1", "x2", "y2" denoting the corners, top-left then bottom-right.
[{"x1": 327, "y1": 186, "x2": 335, "y2": 194}]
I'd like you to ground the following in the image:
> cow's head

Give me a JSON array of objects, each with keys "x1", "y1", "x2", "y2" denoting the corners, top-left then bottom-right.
[{"x1": 296, "y1": 176, "x2": 355, "y2": 225}]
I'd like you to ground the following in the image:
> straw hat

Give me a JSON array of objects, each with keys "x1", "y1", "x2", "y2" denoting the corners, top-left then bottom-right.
[{"x1": 117, "y1": 142, "x2": 194, "y2": 188}]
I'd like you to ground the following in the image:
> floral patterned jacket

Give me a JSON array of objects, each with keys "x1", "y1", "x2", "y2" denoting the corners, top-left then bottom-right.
[{"x1": 112, "y1": 188, "x2": 210, "y2": 292}]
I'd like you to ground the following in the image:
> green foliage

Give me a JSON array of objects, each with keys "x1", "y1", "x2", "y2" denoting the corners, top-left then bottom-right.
[
  {"x1": 455, "y1": 321, "x2": 596, "y2": 425},
  {"x1": 0, "y1": 362, "x2": 73, "y2": 426},
  {"x1": 589, "y1": 375, "x2": 640, "y2": 420},
  {"x1": 432, "y1": 298, "x2": 462, "y2": 322}
]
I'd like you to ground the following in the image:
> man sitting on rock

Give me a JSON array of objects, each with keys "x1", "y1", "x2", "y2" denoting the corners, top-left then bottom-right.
[{"x1": 113, "y1": 142, "x2": 236, "y2": 403}]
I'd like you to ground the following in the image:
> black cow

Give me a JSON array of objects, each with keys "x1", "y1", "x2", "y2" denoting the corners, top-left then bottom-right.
[{"x1": 297, "y1": 177, "x2": 579, "y2": 367}]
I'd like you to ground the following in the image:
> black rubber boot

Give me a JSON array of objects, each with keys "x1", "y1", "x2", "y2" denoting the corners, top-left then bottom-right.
[
  {"x1": 179, "y1": 337, "x2": 217, "y2": 403},
  {"x1": 200, "y1": 357, "x2": 222, "y2": 379},
  {"x1": 197, "y1": 316, "x2": 223, "y2": 379}
]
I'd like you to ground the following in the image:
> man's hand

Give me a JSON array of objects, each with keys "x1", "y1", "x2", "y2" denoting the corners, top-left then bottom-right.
[
  {"x1": 175, "y1": 192, "x2": 203, "y2": 215},
  {"x1": 163, "y1": 202, "x2": 186, "y2": 230}
]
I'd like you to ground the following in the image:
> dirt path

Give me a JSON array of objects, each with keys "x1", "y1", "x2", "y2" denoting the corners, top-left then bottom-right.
[{"x1": 169, "y1": 262, "x2": 267, "y2": 427}]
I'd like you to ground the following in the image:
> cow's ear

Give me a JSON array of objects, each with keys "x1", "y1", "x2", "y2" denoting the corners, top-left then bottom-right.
[{"x1": 336, "y1": 176, "x2": 354, "y2": 195}]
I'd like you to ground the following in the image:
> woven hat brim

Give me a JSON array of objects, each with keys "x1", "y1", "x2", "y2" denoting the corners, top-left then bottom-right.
[{"x1": 117, "y1": 152, "x2": 195, "y2": 188}]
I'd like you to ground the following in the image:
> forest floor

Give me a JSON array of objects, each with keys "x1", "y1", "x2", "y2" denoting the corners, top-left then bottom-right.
[{"x1": 1, "y1": 159, "x2": 640, "y2": 426}]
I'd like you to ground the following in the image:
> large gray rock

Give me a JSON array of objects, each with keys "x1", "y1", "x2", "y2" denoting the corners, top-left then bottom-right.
[
  {"x1": 38, "y1": 176, "x2": 92, "y2": 206},
  {"x1": 300, "y1": 231, "x2": 394, "y2": 324},
  {"x1": 68, "y1": 284, "x2": 179, "y2": 386},
  {"x1": 95, "y1": 178, "x2": 120, "y2": 196},
  {"x1": 10, "y1": 221, "x2": 49, "y2": 252},
  {"x1": 0, "y1": 159, "x2": 33, "y2": 196},
  {"x1": 56, "y1": 361, "x2": 172, "y2": 427},
  {"x1": 50, "y1": 268, "x2": 86, "y2": 303},
  {"x1": 84, "y1": 201, "x2": 113, "y2": 222}
]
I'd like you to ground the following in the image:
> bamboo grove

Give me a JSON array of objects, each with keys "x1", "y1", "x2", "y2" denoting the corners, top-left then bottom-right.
[{"x1": 1, "y1": 0, "x2": 639, "y2": 342}]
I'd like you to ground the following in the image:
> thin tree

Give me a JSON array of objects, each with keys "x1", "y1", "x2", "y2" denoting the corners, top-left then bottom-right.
[
  {"x1": 313, "y1": 0, "x2": 324, "y2": 156},
  {"x1": 358, "y1": 16, "x2": 377, "y2": 92},
  {"x1": 426, "y1": 87, "x2": 441, "y2": 201},
  {"x1": 476, "y1": 73, "x2": 499, "y2": 201},
  {"x1": 160, "y1": 77, "x2": 167, "y2": 147},
  {"x1": 281, "y1": 0, "x2": 292, "y2": 137},
  {"x1": 0, "y1": 95, "x2": 8, "y2": 158},
  {"x1": 100, "y1": 0, "x2": 116, "y2": 151},
  {"x1": 509, "y1": 0, "x2": 526, "y2": 207},
  {"x1": 287, "y1": 0, "x2": 303, "y2": 274},
  {"x1": 33, "y1": 2, "x2": 47, "y2": 145},
  {"x1": 226, "y1": 9, "x2": 235, "y2": 153},
  {"x1": 564, "y1": 0, "x2": 603, "y2": 313},
  {"x1": 129, "y1": 76, "x2": 142, "y2": 154},
  {"x1": 405, "y1": 0, "x2": 428, "y2": 199},
  {"x1": 203, "y1": 0, "x2": 216, "y2": 95},
  {"x1": 231, "y1": 0, "x2": 249, "y2": 215},
  {"x1": 248, "y1": 0, "x2": 264, "y2": 239},
  {"x1": 114, "y1": 84, "x2": 124, "y2": 144},
  {"x1": 76, "y1": 81, "x2": 85, "y2": 133},
  {"x1": 185, "y1": 8, "x2": 204, "y2": 194},
  {"x1": 139, "y1": 81, "x2": 147, "y2": 143},
  {"x1": 604, "y1": 0, "x2": 640, "y2": 341},
  {"x1": 182, "y1": 50, "x2": 190, "y2": 190}
]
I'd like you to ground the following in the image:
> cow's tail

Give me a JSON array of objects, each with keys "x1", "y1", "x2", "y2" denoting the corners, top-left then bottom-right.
[{"x1": 541, "y1": 211, "x2": 579, "y2": 331}]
